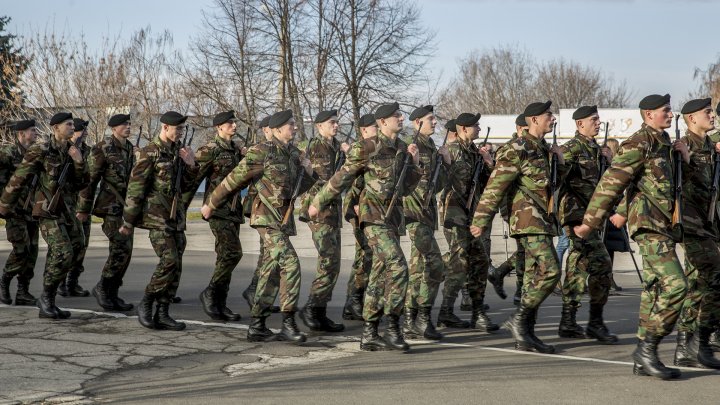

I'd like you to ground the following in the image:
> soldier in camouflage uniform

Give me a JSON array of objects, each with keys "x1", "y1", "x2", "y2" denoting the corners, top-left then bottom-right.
[
  {"x1": 401, "y1": 105, "x2": 450, "y2": 341},
  {"x1": 670, "y1": 98, "x2": 720, "y2": 369},
  {"x1": 119, "y1": 111, "x2": 198, "y2": 331},
  {"x1": 576, "y1": 94, "x2": 688, "y2": 379},
  {"x1": 77, "y1": 114, "x2": 136, "y2": 312},
  {"x1": 192, "y1": 110, "x2": 246, "y2": 322},
  {"x1": 341, "y1": 113, "x2": 377, "y2": 321},
  {"x1": 297, "y1": 109, "x2": 350, "y2": 332},
  {"x1": 0, "y1": 119, "x2": 39, "y2": 306},
  {"x1": 309, "y1": 102, "x2": 421, "y2": 352},
  {"x1": 0, "y1": 112, "x2": 89, "y2": 319},
  {"x1": 471, "y1": 101, "x2": 567, "y2": 354},
  {"x1": 440, "y1": 119, "x2": 458, "y2": 270},
  {"x1": 439, "y1": 113, "x2": 497, "y2": 332},
  {"x1": 202, "y1": 109, "x2": 317, "y2": 343},
  {"x1": 556, "y1": 106, "x2": 617, "y2": 344}
]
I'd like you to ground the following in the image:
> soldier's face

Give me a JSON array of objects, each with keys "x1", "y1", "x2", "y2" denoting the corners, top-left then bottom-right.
[
  {"x1": 361, "y1": 125, "x2": 378, "y2": 139},
  {"x1": 577, "y1": 113, "x2": 601, "y2": 138},
  {"x1": 381, "y1": 111, "x2": 403, "y2": 134},
  {"x1": 647, "y1": 104, "x2": 673, "y2": 129},
  {"x1": 165, "y1": 124, "x2": 185, "y2": 142},
  {"x1": 113, "y1": 122, "x2": 131, "y2": 139},
  {"x1": 18, "y1": 127, "x2": 37, "y2": 148},
  {"x1": 56, "y1": 120, "x2": 74, "y2": 139},
  {"x1": 458, "y1": 123, "x2": 479, "y2": 142},
  {"x1": 416, "y1": 114, "x2": 436, "y2": 136},
  {"x1": 275, "y1": 119, "x2": 296, "y2": 144},
  {"x1": 218, "y1": 120, "x2": 237, "y2": 137},
  {"x1": 688, "y1": 108, "x2": 715, "y2": 132},
  {"x1": 317, "y1": 118, "x2": 338, "y2": 138},
  {"x1": 535, "y1": 111, "x2": 555, "y2": 134}
]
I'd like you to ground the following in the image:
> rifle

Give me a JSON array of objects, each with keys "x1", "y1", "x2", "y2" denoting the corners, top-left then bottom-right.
[
  {"x1": 671, "y1": 115, "x2": 683, "y2": 237},
  {"x1": 23, "y1": 175, "x2": 38, "y2": 211},
  {"x1": 385, "y1": 122, "x2": 423, "y2": 221},
  {"x1": 620, "y1": 225, "x2": 643, "y2": 283},
  {"x1": 466, "y1": 127, "x2": 491, "y2": 214},
  {"x1": 423, "y1": 129, "x2": 450, "y2": 209},
  {"x1": 47, "y1": 133, "x2": 85, "y2": 214},
  {"x1": 334, "y1": 123, "x2": 355, "y2": 173},
  {"x1": 282, "y1": 138, "x2": 313, "y2": 225},
  {"x1": 169, "y1": 126, "x2": 194, "y2": 220},
  {"x1": 710, "y1": 146, "x2": 720, "y2": 223},
  {"x1": 547, "y1": 122, "x2": 559, "y2": 216},
  {"x1": 135, "y1": 125, "x2": 143, "y2": 149}
]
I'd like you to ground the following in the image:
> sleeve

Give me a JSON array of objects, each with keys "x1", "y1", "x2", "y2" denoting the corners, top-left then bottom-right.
[
  {"x1": 471, "y1": 144, "x2": 521, "y2": 230},
  {"x1": 312, "y1": 141, "x2": 368, "y2": 210},
  {"x1": 122, "y1": 149, "x2": 154, "y2": 227},
  {"x1": 0, "y1": 145, "x2": 42, "y2": 211},
  {"x1": 207, "y1": 145, "x2": 266, "y2": 210},
  {"x1": 77, "y1": 145, "x2": 106, "y2": 214}
]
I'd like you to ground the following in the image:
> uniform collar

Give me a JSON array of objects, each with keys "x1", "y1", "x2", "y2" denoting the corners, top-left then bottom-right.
[
  {"x1": 641, "y1": 123, "x2": 672, "y2": 145},
  {"x1": 215, "y1": 134, "x2": 235, "y2": 151}
]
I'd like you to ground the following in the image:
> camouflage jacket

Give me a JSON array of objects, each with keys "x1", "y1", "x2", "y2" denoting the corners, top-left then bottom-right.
[
  {"x1": 299, "y1": 135, "x2": 342, "y2": 227},
  {"x1": 443, "y1": 137, "x2": 490, "y2": 229},
  {"x1": 192, "y1": 135, "x2": 245, "y2": 223},
  {"x1": 343, "y1": 176, "x2": 364, "y2": 226},
  {"x1": 312, "y1": 131, "x2": 421, "y2": 230},
  {"x1": 497, "y1": 132, "x2": 519, "y2": 222},
  {"x1": 559, "y1": 132, "x2": 602, "y2": 227},
  {"x1": 583, "y1": 124, "x2": 678, "y2": 240},
  {"x1": 77, "y1": 136, "x2": 134, "y2": 218},
  {"x1": 680, "y1": 131, "x2": 717, "y2": 239},
  {"x1": 207, "y1": 137, "x2": 318, "y2": 235},
  {"x1": 64, "y1": 141, "x2": 90, "y2": 212},
  {"x1": 122, "y1": 137, "x2": 199, "y2": 231},
  {"x1": 0, "y1": 140, "x2": 34, "y2": 220},
  {"x1": 0, "y1": 136, "x2": 89, "y2": 222},
  {"x1": 472, "y1": 130, "x2": 566, "y2": 237},
  {"x1": 403, "y1": 133, "x2": 448, "y2": 229}
]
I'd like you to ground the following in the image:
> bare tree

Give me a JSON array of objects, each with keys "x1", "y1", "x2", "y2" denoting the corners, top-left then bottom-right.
[
  {"x1": 690, "y1": 54, "x2": 720, "y2": 106},
  {"x1": 536, "y1": 58, "x2": 630, "y2": 108}
]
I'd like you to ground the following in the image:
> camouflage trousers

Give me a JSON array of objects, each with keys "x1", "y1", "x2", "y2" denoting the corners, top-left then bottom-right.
[
  {"x1": 519, "y1": 235, "x2": 561, "y2": 309},
  {"x1": 363, "y1": 224, "x2": 408, "y2": 322},
  {"x1": 441, "y1": 226, "x2": 489, "y2": 303},
  {"x1": 3, "y1": 217, "x2": 39, "y2": 282},
  {"x1": 146, "y1": 230, "x2": 186, "y2": 299},
  {"x1": 68, "y1": 214, "x2": 90, "y2": 276},
  {"x1": 345, "y1": 221, "x2": 372, "y2": 296},
  {"x1": 209, "y1": 218, "x2": 243, "y2": 285},
  {"x1": 635, "y1": 233, "x2": 687, "y2": 339},
  {"x1": 307, "y1": 221, "x2": 341, "y2": 306},
  {"x1": 561, "y1": 226, "x2": 612, "y2": 307},
  {"x1": 100, "y1": 216, "x2": 133, "y2": 280},
  {"x1": 677, "y1": 237, "x2": 720, "y2": 333},
  {"x1": 38, "y1": 219, "x2": 75, "y2": 287},
  {"x1": 405, "y1": 222, "x2": 444, "y2": 309},
  {"x1": 252, "y1": 227, "x2": 301, "y2": 318}
]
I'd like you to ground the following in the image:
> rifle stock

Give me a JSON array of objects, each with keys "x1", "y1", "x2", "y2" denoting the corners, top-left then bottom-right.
[
  {"x1": 466, "y1": 127, "x2": 491, "y2": 214},
  {"x1": 22, "y1": 175, "x2": 38, "y2": 211},
  {"x1": 135, "y1": 125, "x2": 143, "y2": 149},
  {"x1": 334, "y1": 123, "x2": 355, "y2": 173},
  {"x1": 385, "y1": 122, "x2": 423, "y2": 221},
  {"x1": 169, "y1": 126, "x2": 194, "y2": 220},
  {"x1": 47, "y1": 134, "x2": 85, "y2": 214},
  {"x1": 671, "y1": 116, "x2": 683, "y2": 236},
  {"x1": 282, "y1": 138, "x2": 313, "y2": 226}
]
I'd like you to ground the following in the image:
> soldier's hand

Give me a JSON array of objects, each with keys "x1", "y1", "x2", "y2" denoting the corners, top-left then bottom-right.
[
  {"x1": 76, "y1": 212, "x2": 89, "y2": 222},
  {"x1": 470, "y1": 225, "x2": 483, "y2": 238},
  {"x1": 240, "y1": 147, "x2": 248, "y2": 155},
  {"x1": 573, "y1": 224, "x2": 591, "y2": 239},
  {"x1": 68, "y1": 146, "x2": 83, "y2": 163},
  {"x1": 119, "y1": 225, "x2": 132, "y2": 236},
  {"x1": 601, "y1": 146, "x2": 613, "y2": 162},
  {"x1": 715, "y1": 142, "x2": 720, "y2": 154},
  {"x1": 308, "y1": 204, "x2": 319, "y2": 218},
  {"x1": 353, "y1": 204, "x2": 359, "y2": 217},
  {"x1": 180, "y1": 147, "x2": 196, "y2": 166},
  {"x1": 609, "y1": 213, "x2": 627, "y2": 228},
  {"x1": 479, "y1": 148, "x2": 493, "y2": 167},
  {"x1": 341, "y1": 142, "x2": 351, "y2": 153},
  {"x1": 550, "y1": 144, "x2": 565, "y2": 165},
  {"x1": 408, "y1": 144, "x2": 420, "y2": 165},
  {"x1": 438, "y1": 145, "x2": 451, "y2": 165},
  {"x1": 672, "y1": 140, "x2": 690, "y2": 164},
  {"x1": 301, "y1": 157, "x2": 313, "y2": 175},
  {"x1": 201, "y1": 204, "x2": 213, "y2": 220}
]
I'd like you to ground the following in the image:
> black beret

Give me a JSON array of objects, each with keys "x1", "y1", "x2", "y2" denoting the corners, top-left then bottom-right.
[
  {"x1": 108, "y1": 114, "x2": 130, "y2": 127},
  {"x1": 13, "y1": 119, "x2": 35, "y2": 131},
  {"x1": 374, "y1": 102, "x2": 400, "y2": 120},
  {"x1": 359, "y1": 113, "x2": 376, "y2": 128},
  {"x1": 638, "y1": 94, "x2": 670, "y2": 110},
  {"x1": 681, "y1": 98, "x2": 712, "y2": 115},
  {"x1": 409, "y1": 105, "x2": 433, "y2": 121},
  {"x1": 444, "y1": 119, "x2": 456, "y2": 132},
  {"x1": 515, "y1": 114, "x2": 527, "y2": 127},
  {"x1": 73, "y1": 118, "x2": 89, "y2": 132},
  {"x1": 258, "y1": 115, "x2": 271, "y2": 128},
  {"x1": 455, "y1": 112, "x2": 481, "y2": 127},
  {"x1": 523, "y1": 101, "x2": 552, "y2": 117},
  {"x1": 269, "y1": 109, "x2": 293, "y2": 128},
  {"x1": 213, "y1": 110, "x2": 235, "y2": 126},
  {"x1": 572, "y1": 105, "x2": 598, "y2": 120},
  {"x1": 160, "y1": 111, "x2": 188, "y2": 126},
  {"x1": 49, "y1": 112, "x2": 73, "y2": 126},
  {"x1": 314, "y1": 109, "x2": 338, "y2": 124}
]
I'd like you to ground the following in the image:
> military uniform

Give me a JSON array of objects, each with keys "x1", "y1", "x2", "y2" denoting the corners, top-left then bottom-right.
[{"x1": 341, "y1": 175, "x2": 372, "y2": 320}]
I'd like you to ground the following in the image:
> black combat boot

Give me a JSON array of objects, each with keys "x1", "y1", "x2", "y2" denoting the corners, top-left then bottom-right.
[
  {"x1": 513, "y1": 278, "x2": 522, "y2": 306},
  {"x1": 558, "y1": 303, "x2": 585, "y2": 338},
  {"x1": 199, "y1": 282, "x2": 224, "y2": 320},
  {"x1": 242, "y1": 276, "x2": 258, "y2": 308},
  {"x1": 14, "y1": 278, "x2": 37, "y2": 306},
  {"x1": 342, "y1": 288, "x2": 364, "y2": 321},
  {"x1": 416, "y1": 307, "x2": 443, "y2": 341},
  {"x1": 0, "y1": 273, "x2": 13, "y2": 305},
  {"x1": 316, "y1": 306, "x2": 345, "y2": 332},
  {"x1": 526, "y1": 307, "x2": 555, "y2": 354},
  {"x1": 673, "y1": 331, "x2": 692, "y2": 366},
  {"x1": 585, "y1": 304, "x2": 618, "y2": 344},
  {"x1": 504, "y1": 305, "x2": 535, "y2": 352},
  {"x1": 108, "y1": 278, "x2": 134, "y2": 311},
  {"x1": 709, "y1": 329, "x2": 720, "y2": 352},
  {"x1": 247, "y1": 316, "x2": 274, "y2": 342},
  {"x1": 277, "y1": 311, "x2": 306, "y2": 343},
  {"x1": 402, "y1": 307, "x2": 421, "y2": 339},
  {"x1": 299, "y1": 297, "x2": 322, "y2": 330},
  {"x1": 383, "y1": 314, "x2": 410, "y2": 352},
  {"x1": 470, "y1": 300, "x2": 499, "y2": 332},
  {"x1": 137, "y1": 293, "x2": 156, "y2": 329},
  {"x1": 153, "y1": 299, "x2": 186, "y2": 331},
  {"x1": 217, "y1": 282, "x2": 241, "y2": 321},
  {"x1": 487, "y1": 262, "x2": 512, "y2": 300},
  {"x1": 92, "y1": 277, "x2": 116, "y2": 311},
  {"x1": 633, "y1": 335, "x2": 680, "y2": 379},
  {"x1": 360, "y1": 320, "x2": 389, "y2": 351},
  {"x1": 64, "y1": 272, "x2": 90, "y2": 297},
  {"x1": 437, "y1": 297, "x2": 470, "y2": 328},
  {"x1": 38, "y1": 284, "x2": 60, "y2": 319},
  {"x1": 460, "y1": 285, "x2": 472, "y2": 311},
  {"x1": 171, "y1": 296, "x2": 182, "y2": 303},
  {"x1": 685, "y1": 327, "x2": 720, "y2": 369}
]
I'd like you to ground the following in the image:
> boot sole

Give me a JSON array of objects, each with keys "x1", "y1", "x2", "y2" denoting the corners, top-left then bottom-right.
[
  {"x1": 360, "y1": 343, "x2": 391, "y2": 351},
  {"x1": 14, "y1": 300, "x2": 37, "y2": 306},
  {"x1": 342, "y1": 314, "x2": 364, "y2": 321},
  {"x1": 274, "y1": 334, "x2": 307, "y2": 343},
  {"x1": 558, "y1": 331, "x2": 586, "y2": 338},
  {"x1": 247, "y1": 333, "x2": 275, "y2": 342},
  {"x1": 437, "y1": 321, "x2": 471, "y2": 328},
  {"x1": 633, "y1": 364, "x2": 678, "y2": 379},
  {"x1": 585, "y1": 331, "x2": 619, "y2": 344},
  {"x1": 154, "y1": 323, "x2": 187, "y2": 331}
]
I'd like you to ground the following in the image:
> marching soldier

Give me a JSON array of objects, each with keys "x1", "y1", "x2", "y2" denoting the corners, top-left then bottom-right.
[
  {"x1": 298, "y1": 109, "x2": 349, "y2": 332},
  {"x1": 471, "y1": 101, "x2": 567, "y2": 354},
  {"x1": 440, "y1": 119, "x2": 457, "y2": 271},
  {"x1": 575, "y1": 94, "x2": 688, "y2": 379},
  {"x1": 556, "y1": 105, "x2": 618, "y2": 343},
  {"x1": 202, "y1": 109, "x2": 317, "y2": 343},
  {"x1": 309, "y1": 102, "x2": 421, "y2": 352},
  {"x1": 193, "y1": 110, "x2": 245, "y2": 322},
  {"x1": 672, "y1": 98, "x2": 720, "y2": 369},
  {"x1": 0, "y1": 119, "x2": 39, "y2": 306},
  {"x1": 119, "y1": 111, "x2": 198, "y2": 331},
  {"x1": 0, "y1": 112, "x2": 89, "y2": 319},
  {"x1": 77, "y1": 114, "x2": 136, "y2": 312},
  {"x1": 341, "y1": 113, "x2": 377, "y2": 321}
]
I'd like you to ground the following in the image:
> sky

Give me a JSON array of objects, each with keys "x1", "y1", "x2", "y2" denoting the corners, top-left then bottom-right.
[{"x1": 4, "y1": 0, "x2": 718, "y2": 108}]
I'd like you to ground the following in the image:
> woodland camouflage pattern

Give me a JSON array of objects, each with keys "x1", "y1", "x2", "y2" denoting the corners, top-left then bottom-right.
[
  {"x1": 299, "y1": 136, "x2": 342, "y2": 227},
  {"x1": 443, "y1": 137, "x2": 488, "y2": 229},
  {"x1": 78, "y1": 136, "x2": 135, "y2": 218},
  {"x1": 191, "y1": 135, "x2": 245, "y2": 223}
]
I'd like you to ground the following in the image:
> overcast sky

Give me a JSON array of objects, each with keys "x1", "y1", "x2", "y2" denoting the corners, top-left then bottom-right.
[{"x1": 5, "y1": 0, "x2": 718, "y2": 107}]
